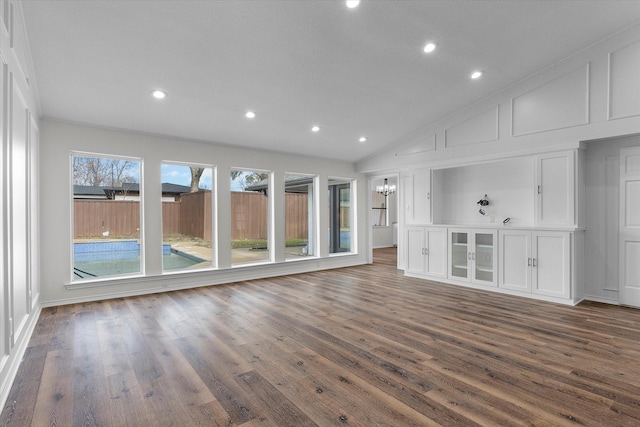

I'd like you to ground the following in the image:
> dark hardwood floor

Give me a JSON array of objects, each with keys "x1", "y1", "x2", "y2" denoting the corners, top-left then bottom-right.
[{"x1": 3, "y1": 247, "x2": 640, "y2": 426}]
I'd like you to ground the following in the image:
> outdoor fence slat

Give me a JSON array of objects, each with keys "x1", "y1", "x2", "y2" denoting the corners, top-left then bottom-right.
[{"x1": 74, "y1": 192, "x2": 307, "y2": 241}]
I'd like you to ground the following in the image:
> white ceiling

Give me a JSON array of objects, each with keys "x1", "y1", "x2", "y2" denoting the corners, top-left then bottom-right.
[{"x1": 20, "y1": 1, "x2": 640, "y2": 163}]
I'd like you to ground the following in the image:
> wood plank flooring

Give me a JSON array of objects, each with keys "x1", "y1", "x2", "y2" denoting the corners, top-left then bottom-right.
[{"x1": 3, "y1": 247, "x2": 640, "y2": 426}]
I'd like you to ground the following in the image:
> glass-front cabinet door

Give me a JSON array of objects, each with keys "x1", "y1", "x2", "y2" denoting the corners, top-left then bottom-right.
[
  {"x1": 450, "y1": 231, "x2": 469, "y2": 280},
  {"x1": 474, "y1": 232, "x2": 495, "y2": 283},
  {"x1": 449, "y1": 229, "x2": 497, "y2": 286}
]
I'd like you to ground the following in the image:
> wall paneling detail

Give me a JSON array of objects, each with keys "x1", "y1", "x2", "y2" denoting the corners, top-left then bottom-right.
[
  {"x1": 10, "y1": 74, "x2": 29, "y2": 341},
  {"x1": 0, "y1": 0, "x2": 40, "y2": 411},
  {"x1": 608, "y1": 40, "x2": 640, "y2": 120},
  {"x1": 395, "y1": 132, "x2": 436, "y2": 157},
  {"x1": 0, "y1": 58, "x2": 7, "y2": 370},
  {"x1": 444, "y1": 106, "x2": 499, "y2": 148},
  {"x1": 511, "y1": 65, "x2": 589, "y2": 137},
  {"x1": 1, "y1": 0, "x2": 8, "y2": 34}
]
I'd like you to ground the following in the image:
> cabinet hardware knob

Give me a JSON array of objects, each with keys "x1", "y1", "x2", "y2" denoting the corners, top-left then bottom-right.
[
  {"x1": 528, "y1": 258, "x2": 532, "y2": 267},
  {"x1": 532, "y1": 258, "x2": 537, "y2": 267},
  {"x1": 538, "y1": 185, "x2": 542, "y2": 194}
]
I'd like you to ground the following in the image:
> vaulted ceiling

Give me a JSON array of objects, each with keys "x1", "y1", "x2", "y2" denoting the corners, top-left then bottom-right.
[{"x1": 21, "y1": 1, "x2": 640, "y2": 162}]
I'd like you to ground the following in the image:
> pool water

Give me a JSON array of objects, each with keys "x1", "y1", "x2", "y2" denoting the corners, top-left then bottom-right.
[{"x1": 73, "y1": 241, "x2": 205, "y2": 279}]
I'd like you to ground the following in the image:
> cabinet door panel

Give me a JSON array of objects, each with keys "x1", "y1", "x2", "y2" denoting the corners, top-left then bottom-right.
[
  {"x1": 406, "y1": 227, "x2": 425, "y2": 274},
  {"x1": 499, "y1": 231, "x2": 531, "y2": 292},
  {"x1": 450, "y1": 230, "x2": 470, "y2": 281},
  {"x1": 406, "y1": 170, "x2": 431, "y2": 225},
  {"x1": 474, "y1": 231, "x2": 496, "y2": 285},
  {"x1": 536, "y1": 152, "x2": 574, "y2": 226},
  {"x1": 426, "y1": 228, "x2": 446, "y2": 277},
  {"x1": 533, "y1": 232, "x2": 570, "y2": 298}
]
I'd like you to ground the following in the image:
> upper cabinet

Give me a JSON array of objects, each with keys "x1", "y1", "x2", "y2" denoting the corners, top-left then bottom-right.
[
  {"x1": 400, "y1": 150, "x2": 581, "y2": 229},
  {"x1": 535, "y1": 151, "x2": 575, "y2": 227},
  {"x1": 403, "y1": 168, "x2": 431, "y2": 225}
]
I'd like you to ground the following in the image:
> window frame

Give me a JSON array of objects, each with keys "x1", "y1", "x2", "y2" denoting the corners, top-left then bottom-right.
[
  {"x1": 70, "y1": 151, "x2": 144, "y2": 282},
  {"x1": 160, "y1": 161, "x2": 216, "y2": 273},
  {"x1": 283, "y1": 172, "x2": 318, "y2": 261},
  {"x1": 230, "y1": 167, "x2": 273, "y2": 266},
  {"x1": 328, "y1": 177, "x2": 355, "y2": 254}
]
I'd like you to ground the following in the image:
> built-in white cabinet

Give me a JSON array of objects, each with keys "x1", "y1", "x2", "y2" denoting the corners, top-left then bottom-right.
[
  {"x1": 399, "y1": 149, "x2": 583, "y2": 304},
  {"x1": 403, "y1": 169, "x2": 431, "y2": 225},
  {"x1": 535, "y1": 151, "x2": 575, "y2": 226},
  {"x1": 499, "y1": 230, "x2": 571, "y2": 299},
  {"x1": 449, "y1": 229, "x2": 497, "y2": 286},
  {"x1": 405, "y1": 226, "x2": 447, "y2": 278}
]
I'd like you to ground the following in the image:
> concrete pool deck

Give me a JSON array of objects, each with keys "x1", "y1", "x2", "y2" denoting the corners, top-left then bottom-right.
[{"x1": 75, "y1": 238, "x2": 310, "y2": 266}]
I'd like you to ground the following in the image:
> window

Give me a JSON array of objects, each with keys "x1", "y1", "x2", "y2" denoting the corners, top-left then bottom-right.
[
  {"x1": 284, "y1": 173, "x2": 316, "y2": 260},
  {"x1": 328, "y1": 178, "x2": 352, "y2": 253},
  {"x1": 161, "y1": 163, "x2": 213, "y2": 271},
  {"x1": 231, "y1": 169, "x2": 271, "y2": 265},
  {"x1": 72, "y1": 154, "x2": 141, "y2": 279}
]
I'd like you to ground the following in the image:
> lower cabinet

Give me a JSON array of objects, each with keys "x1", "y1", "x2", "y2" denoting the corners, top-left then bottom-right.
[
  {"x1": 404, "y1": 225, "x2": 577, "y2": 304},
  {"x1": 449, "y1": 229, "x2": 497, "y2": 286},
  {"x1": 406, "y1": 226, "x2": 447, "y2": 278},
  {"x1": 498, "y1": 230, "x2": 570, "y2": 299}
]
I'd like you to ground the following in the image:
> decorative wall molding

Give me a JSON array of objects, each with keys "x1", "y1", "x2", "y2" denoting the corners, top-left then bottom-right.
[
  {"x1": 511, "y1": 65, "x2": 590, "y2": 137},
  {"x1": 394, "y1": 132, "x2": 436, "y2": 157},
  {"x1": 608, "y1": 40, "x2": 640, "y2": 120},
  {"x1": 1, "y1": 0, "x2": 9, "y2": 35},
  {"x1": 444, "y1": 105, "x2": 499, "y2": 148},
  {"x1": 0, "y1": 3, "x2": 40, "y2": 410}
]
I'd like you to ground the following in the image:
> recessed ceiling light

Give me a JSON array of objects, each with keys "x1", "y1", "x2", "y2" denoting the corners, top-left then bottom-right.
[
  {"x1": 245, "y1": 111, "x2": 256, "y2": 119},
  {"x1": 152, "y1": 90, "x2": 167, "y2": 99},
  {"x1": 359, "y1": 136, "x2": 367, "y2": 143},
  {"x1": 346, "y1": 0, "x2": 360, "y2": 8},
  {"x1": 311, "y1": 126, "x2": 320, "y2": 132},
  {"x1": 470, "y1": 71, "x2": 483, "y2": 79},
  {"x1": 423, "y1": 42, "x2": 437, "y2": 53}
]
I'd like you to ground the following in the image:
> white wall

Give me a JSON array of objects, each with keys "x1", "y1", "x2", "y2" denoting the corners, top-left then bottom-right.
[
  {"x1": 0, "y1": 0, "x2": 41, "y2": 411},
  {"x1": 434, "y1": 157, "x2": 534, "y2": 226},
  {"x1": 39, "y1": 119, "x2": 368, "y2": 305}
]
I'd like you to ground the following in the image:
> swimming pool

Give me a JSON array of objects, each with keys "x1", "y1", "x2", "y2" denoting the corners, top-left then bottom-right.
[{"x1": 73, "y1": 240, "x2": 205, "y2": 278}]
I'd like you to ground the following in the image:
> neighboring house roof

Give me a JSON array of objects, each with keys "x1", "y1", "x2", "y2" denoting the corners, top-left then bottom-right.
[
  {"x1": 246, "y1": 175, "x2": 313, "y2": 193},
  {"x1": 73, "y1": 183, "x2": 196, "y2": 198},
  {"x1": 73, "y1": 185, "x2": 108, "y2": 196},
  {"x1": 160, "y1": 183, "x2": 194, "y2": 193}
]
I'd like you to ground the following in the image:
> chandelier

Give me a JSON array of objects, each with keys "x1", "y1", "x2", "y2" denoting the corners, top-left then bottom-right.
[{"x1": 376, "y1": 178, "x2": 396, "y2": 197}]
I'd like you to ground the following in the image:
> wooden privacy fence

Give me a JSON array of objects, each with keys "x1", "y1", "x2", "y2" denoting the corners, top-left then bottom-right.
[
  {"x1": 74, "y1": 191, "x2": 308, "y2": 240},
  {"x1": 74, "y1": 200, "x2": 141, "y2": 238},
  {"x1": 230, "y1": 192, "x2": 308, "y2": 240}
]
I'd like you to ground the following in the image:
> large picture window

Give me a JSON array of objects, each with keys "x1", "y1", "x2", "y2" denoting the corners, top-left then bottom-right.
[
  {"x1": 72, "y1": 154, "x2": 142, "y2": 279},
  {"x1": 328, "y1": 178, "x2": 352, "y2": 253},
  {"x1": 284, "y1": 173, "x2": 316, "y2": 260},
  {"x1": 161, "y1": 163, "x2": 213, "y2": 271},
  {"x1": 231, "y1": 169, "x2": 271, "y2": 265}
]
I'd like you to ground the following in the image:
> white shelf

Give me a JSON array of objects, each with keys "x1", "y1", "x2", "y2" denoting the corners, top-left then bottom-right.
[
  {"x1": 453, "y1": 264, "x2": 468, "y2": 269},
  {"x1": 476, "y1": 244, "x2": 493, "y2": 249}
]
